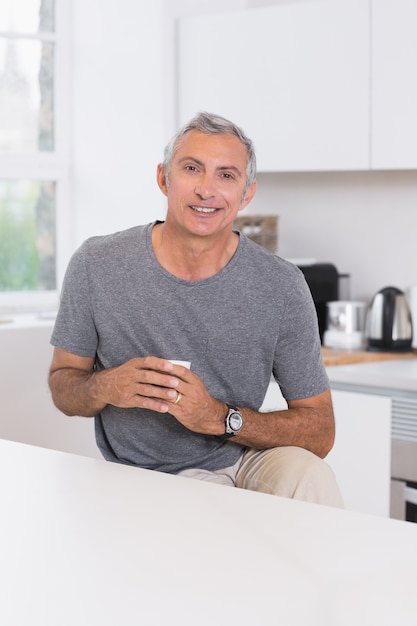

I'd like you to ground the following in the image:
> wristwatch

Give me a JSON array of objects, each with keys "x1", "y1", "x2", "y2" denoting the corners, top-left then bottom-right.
[{"x1": 224, "y1": 405, "x2": 243, "y2": 437}]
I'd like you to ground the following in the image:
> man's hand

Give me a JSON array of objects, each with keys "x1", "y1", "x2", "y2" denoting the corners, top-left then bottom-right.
[
  {"x1": 162, "y1": 362, "x2": 227, "y2": 436},
  {"x1": 49, "y1": 348, "x2": 226, "y2": 434},
  {"x1": 49, "y1": 348, "x2": 335, "y2": 457}
]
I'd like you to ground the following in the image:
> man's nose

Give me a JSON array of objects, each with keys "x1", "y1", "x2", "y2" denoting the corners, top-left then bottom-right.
[{"x1": 194, "y1": 173, "x2": 216, "y2": 199}]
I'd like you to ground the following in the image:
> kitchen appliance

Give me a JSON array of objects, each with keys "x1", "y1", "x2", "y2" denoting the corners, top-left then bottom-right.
[
  {"x1": 297, "y1": 263, "x2": 339, "y2": 342},
  {"x1": 323, "y1": 300, "x2": 367, "y2": 350},
  {"x1": 366, "y1": 286, "x2": 413, "y2": 352},
  {"x1": 406, "y1": 285, "x2": 417, "y2": 349},
  {"x1": 390, "y1": 396, "x2": 417, "y2": 523}
]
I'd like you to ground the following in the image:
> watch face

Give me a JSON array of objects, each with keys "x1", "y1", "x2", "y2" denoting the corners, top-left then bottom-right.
[{"x1": 229, "y1": 412, "x2": 242, "y2": 431}]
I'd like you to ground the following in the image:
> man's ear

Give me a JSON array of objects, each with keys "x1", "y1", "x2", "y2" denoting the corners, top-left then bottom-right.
[
  {"x1": 156, "y1": 163, "x2": 168, "y2": 196},
  {"x1": 241, "y1": 180, "x2": 257, "y2": 210}
]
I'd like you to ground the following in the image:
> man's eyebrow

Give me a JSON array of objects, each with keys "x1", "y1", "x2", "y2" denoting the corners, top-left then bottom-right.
[
  {"x1": 177, "y1": 156, "x2": 243, "y2": 177},
  {"x1": 177, "y1": 156, "x2": 204, "y2": 168}
]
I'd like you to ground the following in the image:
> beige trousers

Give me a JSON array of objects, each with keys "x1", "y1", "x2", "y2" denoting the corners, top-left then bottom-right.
[{"x1": 178, "y1": 446, "x2": 344, "y2": 508}]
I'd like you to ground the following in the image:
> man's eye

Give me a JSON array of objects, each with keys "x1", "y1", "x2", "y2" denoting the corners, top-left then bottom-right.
[
  {"x1": 222, "y1": 172, "x2": 234, "y2": 179},
  {"x1": 185, "y1": 165, "x2": 197, "y2": 172}
]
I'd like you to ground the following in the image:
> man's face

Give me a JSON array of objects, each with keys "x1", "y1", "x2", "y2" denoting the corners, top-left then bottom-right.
[{"x1": 157, "y1": 130, "x2": 256, "y2": 238}]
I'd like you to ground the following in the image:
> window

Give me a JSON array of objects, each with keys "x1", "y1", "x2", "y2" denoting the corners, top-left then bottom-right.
[{"x1": 0, "y1": 0, "x2": 70, "y2": 313}]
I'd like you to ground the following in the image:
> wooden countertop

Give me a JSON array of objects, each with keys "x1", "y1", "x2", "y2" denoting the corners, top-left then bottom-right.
[{"x1": 322, "y1": 346, "x2": 417, "y2": 367}]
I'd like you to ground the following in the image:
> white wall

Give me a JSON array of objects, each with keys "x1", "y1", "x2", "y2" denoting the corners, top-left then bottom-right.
[
  {"x1": 71, "y1": 0, "x2": 166, "y2": 247},
  {"x1": 248, "y1": 170, "x2": 417, "y2": 302}
]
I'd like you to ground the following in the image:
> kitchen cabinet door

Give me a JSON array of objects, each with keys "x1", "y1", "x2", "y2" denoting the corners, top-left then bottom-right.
[
  {"x1": 326, "y1": 389, "x2": 391, "y2": 517},
  {"x1": 372, "y1": 0, "x2": 417, "y2": 169},
  {"x1": 177, "y1": 1, "x2": 370, "y2": 172}
]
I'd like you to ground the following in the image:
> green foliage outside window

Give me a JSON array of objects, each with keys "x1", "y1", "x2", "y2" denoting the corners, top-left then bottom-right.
[{"x1": 0, "y1": 181, "x2": 40, "y2": 291}]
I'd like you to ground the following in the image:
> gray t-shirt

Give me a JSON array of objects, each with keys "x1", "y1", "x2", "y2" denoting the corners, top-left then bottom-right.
[{"x1": 51, "y1": 222, "x2": 329, "y2": 473}]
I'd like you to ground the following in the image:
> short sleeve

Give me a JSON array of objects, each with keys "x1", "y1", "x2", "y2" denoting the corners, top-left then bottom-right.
[
  {"x1": 272, "y1": 270, "x2": 329, "y2": 401},
  {"x1": 50, "y1": 242, "x2": 98, "y2": 357}
]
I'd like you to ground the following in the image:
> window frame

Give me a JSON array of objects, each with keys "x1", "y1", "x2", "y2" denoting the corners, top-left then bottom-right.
[{"x1": 0, "y1": 0, "x2": 71, "y2": 314}]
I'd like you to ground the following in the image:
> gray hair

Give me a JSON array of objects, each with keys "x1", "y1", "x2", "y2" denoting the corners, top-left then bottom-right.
[{"x1": 162, "y1": 112, "x2": 257, "y2": 194}]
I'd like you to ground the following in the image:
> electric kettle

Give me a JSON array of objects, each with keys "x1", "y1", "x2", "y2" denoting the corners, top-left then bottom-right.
[{"x1": 366, "y1": 286, "x2": 413, "y2": 351}]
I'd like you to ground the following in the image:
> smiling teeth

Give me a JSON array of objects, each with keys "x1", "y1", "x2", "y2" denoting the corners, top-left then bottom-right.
[{"x1": 191, "y1": 206, "x2": 217, "y2": 213}]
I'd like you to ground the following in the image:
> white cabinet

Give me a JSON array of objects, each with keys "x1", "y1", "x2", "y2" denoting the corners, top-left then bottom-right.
[
  {"x1": 371, "y1": 0, "x2": 417, "y2": 169},
  {"x1": 177, "y1": 0, "x2": 370, "y2": 172},
  {"x1": 326, "y1": 389, "x2": 391, "y2": 517},
  {"x1": 178, "y1": 1, "x2": 417, "y2": 172},
  {"x1": 0, "y1": 325, "x2": 100, "y2": 459}
]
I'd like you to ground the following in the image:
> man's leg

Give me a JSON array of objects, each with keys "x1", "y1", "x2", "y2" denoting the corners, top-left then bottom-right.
[
  {"x1": 177, "y1": 455, "x2": 242, "y2": 487},
  {"x1": 235, "y1": 446, "x2": 344, "y2": 508}
]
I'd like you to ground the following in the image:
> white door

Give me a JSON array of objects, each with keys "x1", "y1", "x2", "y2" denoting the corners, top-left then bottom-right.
[{"x1": 326, "y1": 389, "x2": 392, "y2": 517}]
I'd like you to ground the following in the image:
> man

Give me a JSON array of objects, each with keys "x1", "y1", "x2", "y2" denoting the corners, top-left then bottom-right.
[{"x1": 49, "y1": 112, "x2": 343, "y2": 507}]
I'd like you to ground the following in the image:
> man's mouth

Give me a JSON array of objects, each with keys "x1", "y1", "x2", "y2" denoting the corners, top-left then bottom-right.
[{"x1": 190, "y1": 206, "x2": 218, "y2": 214}]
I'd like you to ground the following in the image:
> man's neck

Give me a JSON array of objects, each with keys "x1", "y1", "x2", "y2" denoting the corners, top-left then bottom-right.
[{"x1": 151, "y1": 222, "x2": 239, "y2": 281}]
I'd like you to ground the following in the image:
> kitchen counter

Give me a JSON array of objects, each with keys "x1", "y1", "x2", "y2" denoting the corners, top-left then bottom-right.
[
  {"x1": 322, "y1": 346, "x2": 417, "y2": 367},
  {"x1": 1, "y1": 438, "x2": 417, "y2": 625},
  {"x1": 326, "y1": 357, "x2": 417, "y2": 395}
]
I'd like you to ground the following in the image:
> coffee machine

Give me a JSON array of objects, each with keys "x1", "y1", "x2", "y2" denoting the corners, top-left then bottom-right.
[{"x1": 297, "y1": 263, "x2": 339, "y2": 343}]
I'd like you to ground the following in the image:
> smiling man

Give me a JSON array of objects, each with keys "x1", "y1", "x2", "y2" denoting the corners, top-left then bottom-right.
[
  {"x1": 153, "y1": 125, "x2": 256, "y2": 280},
  {"x1": 49, "y1": 112, "x2": 343, "y2": 507}
]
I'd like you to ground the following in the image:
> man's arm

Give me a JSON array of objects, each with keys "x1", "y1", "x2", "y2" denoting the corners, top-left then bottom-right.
[
  {"x1": 142, "y1": 365, "x2": 335, "y2": 459},
  {"x1": 48, "y1": 347, "x2": 183, "y2": 417},
  {"x1": 49, "y1": 347, "x2": 335, "y2": 459},
  {"x1": 49, "y1": 348, "x2": 107, "y2": 417},
  {"x1": 232, "y1": 390, "x2": 335, "y2": 459},
  {"x1": 169, "y1": 386, "x2": 335, "y2": 459}
]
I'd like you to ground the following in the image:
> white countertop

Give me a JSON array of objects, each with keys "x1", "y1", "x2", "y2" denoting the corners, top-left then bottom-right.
[
  {"x1": 327, "y1": 357, "x2": 417, "y2": 394},
  {"x1": 1, "y1": 439, "x2": 416, "y2": 625}
]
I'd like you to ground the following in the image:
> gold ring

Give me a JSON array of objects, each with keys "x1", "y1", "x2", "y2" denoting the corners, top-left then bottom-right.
[{"x1": 173, "y1": 391, "x2": 182, "y2": 405}]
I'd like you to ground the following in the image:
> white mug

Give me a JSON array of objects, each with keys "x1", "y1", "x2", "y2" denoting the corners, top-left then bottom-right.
[{"x1": 168, "y1": 360, "x2": 191, "y2": 369}]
